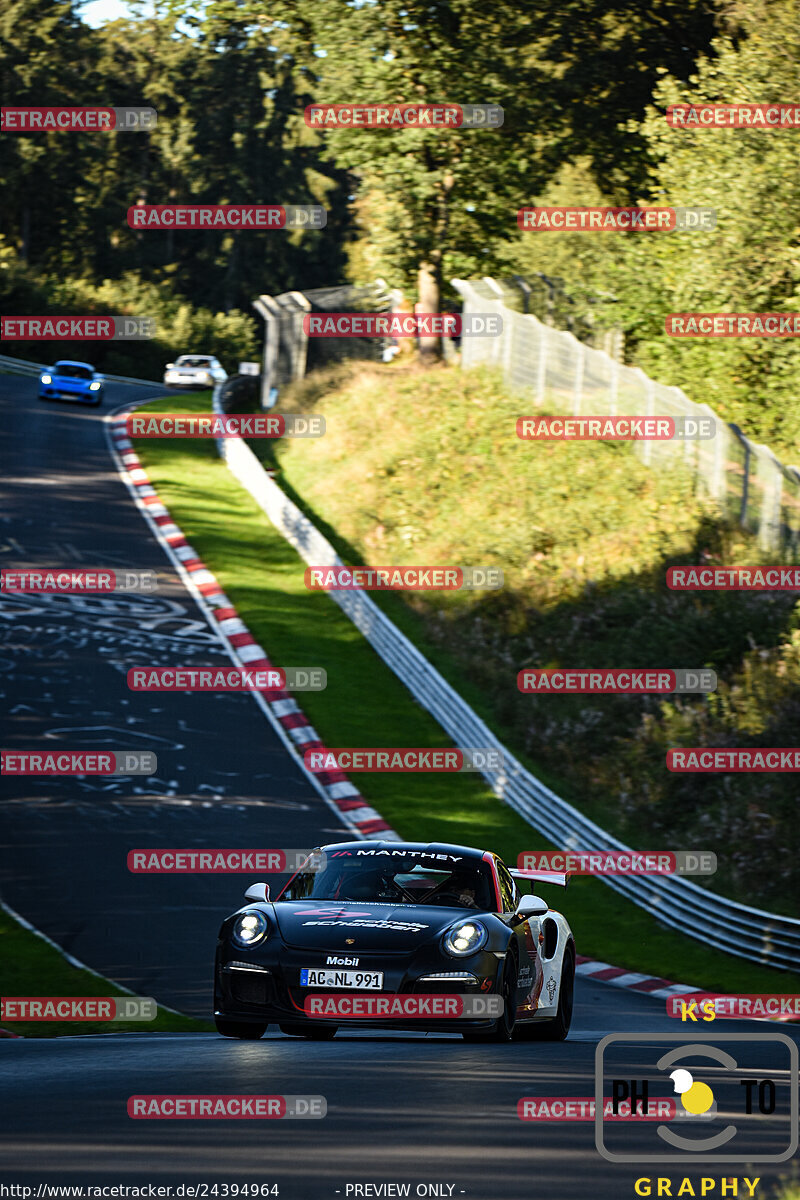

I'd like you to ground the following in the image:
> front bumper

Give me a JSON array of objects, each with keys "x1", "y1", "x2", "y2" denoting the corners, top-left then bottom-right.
[
  {"x1": 40, "y1": 386, "x2": 102, "y2": 402},
  {"x1": 214, "y1": 943, "x2": 504, "y2": 1031}
]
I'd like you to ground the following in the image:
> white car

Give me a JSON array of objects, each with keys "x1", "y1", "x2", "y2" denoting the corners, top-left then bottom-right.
[{"x1": 163, "y1": 355, "x2": 228, "y2": 388}]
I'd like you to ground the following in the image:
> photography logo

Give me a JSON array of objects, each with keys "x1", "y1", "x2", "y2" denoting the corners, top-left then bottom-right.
[{"x1": 595, "y1": 1033, "x2": 798, "y2": 1163}]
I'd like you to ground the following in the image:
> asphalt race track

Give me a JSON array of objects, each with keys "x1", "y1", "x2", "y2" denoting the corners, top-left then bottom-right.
[
  {"x1": 0, "y1": 375, "x2": 352, "y2": 1012},
  {"x1": 1, "y1": 374, "x2": 798, "y2": 1199}
]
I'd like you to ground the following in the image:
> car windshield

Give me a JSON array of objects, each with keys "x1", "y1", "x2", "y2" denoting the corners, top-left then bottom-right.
[
  {"x1": 280, "y1": 854, "x2": 496, "y2": 910},
  {"x1": 54, "y1": 364, "x2": 92, "y2": 379},
  {"x1": 176, "y1": 357, "x2": 212, "y2": 367}
]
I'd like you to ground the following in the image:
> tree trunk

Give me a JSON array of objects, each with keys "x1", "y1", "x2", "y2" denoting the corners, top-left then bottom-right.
[
  {"x1": 20, "y1": 205, "x2": 30, "y2": 263},
  {"x1": 417, "y1": 259, "x2": 440, "y2": 364},
  {"x1": 416, "y1": 171, "x2": 452, "y2": 364}
]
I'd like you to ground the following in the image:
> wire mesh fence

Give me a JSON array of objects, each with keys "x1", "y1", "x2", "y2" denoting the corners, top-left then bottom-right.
[
  {"x1": 252, "y1": 280, "x2": 395, "y2": 404},
  {"x1": 453, "y1": 277, "x2": 800, "y2": 554}
]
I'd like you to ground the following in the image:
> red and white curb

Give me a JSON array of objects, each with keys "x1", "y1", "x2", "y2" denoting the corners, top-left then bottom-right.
[
  {"x1": 576, "y1": 955, "x2": 701, "y2": 1000},
  {"x1": 106, "y1": 405, "x2": 399, "y2": 843},
  {"x1": 576, "y1": 956, "x2": 800, "y2": 1021}
]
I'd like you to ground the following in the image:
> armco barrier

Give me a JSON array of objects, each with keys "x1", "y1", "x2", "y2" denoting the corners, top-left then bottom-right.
[
  {"x1": 0, "y1": 352, "x2": 164, "y2": 388},
  {"x1": 210, "y1": 382, "x2": 800, "y2": 972}
]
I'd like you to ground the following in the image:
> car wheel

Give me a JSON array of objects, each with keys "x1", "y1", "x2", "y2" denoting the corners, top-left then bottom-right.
[
  {"x1": 215, "y1": 1018, "x2": 267, "y2": 1040},
  {"x1": 517, "y1": 944, "x2": 575, "y2": 1042},
  {"x1": 462, "y1": 950, "x2": 518, "y2": 1043},
  {"x1": 279, "y1": 1023, "x2": 337, "y2": 1041}
]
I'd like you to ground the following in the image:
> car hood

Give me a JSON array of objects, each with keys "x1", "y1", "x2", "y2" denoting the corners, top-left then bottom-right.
[
  {"x1": 271, "y1": 901, "x2": 473, "y2": 952},
  {"x1": 52, "y1": 373, "x2": 91, "y2": 385}
]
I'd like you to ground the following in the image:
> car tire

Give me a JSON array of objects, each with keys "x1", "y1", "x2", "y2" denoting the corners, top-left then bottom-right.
[
  {"x1": 516, "y1": 944, "x2": 575, "y2": 1042},
  {"x1": 215, "y1": 1019, "x2": 267, "y2": 1040},
  {"x1": 462, "y1": 950, "x2": 518, "y2": 1043},
  {"x1": 279, "y1": 1023, "x2": 338, "y2": 1041}
]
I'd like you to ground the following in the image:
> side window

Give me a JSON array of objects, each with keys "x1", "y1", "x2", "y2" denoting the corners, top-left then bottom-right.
[{"x1": 496, "y1": 861, "x2": 517, "y2": 913}]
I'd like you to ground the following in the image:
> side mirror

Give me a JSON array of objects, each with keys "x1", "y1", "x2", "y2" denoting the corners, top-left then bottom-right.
[
  {"x1": 165, "y1": 362, "x2": 174, "y2": 370},
  {"x1": 516, "y1": 893, "x2": 548, "y2": 919},
  {"x1": 244, "y1": 882, "x2": 270, "y2": 903}
]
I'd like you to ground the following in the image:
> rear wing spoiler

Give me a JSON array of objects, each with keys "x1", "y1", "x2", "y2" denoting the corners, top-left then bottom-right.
[{"x1": 510, "y1": 868, "x2": 571, "y2": 889}]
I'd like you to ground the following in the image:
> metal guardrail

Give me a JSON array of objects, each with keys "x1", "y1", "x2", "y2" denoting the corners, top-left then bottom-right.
[
  {"x1": 210, "y1": 383, "x2": 800, "y2": 972},
  {"x1": 0, "y1": 352, "x2": 163, "y2": 388}
]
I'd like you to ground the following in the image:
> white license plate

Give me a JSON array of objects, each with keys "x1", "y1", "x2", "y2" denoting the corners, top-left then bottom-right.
[{"x1": 299, "y1": 968, "x2": 383, "y2": 989}]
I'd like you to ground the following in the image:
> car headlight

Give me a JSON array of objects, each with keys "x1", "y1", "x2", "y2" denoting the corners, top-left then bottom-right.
[
  {"x1": 41, "y1": 375, "x2": 51, "y2": 384},
  {"x1": 443, "y1": 920, "x2": 488, "y2": 957},
  {"x1": 89, "y1": 382, "x2": 101, "y2": 390},
  {"x1": 231, "y1": 909, "x2": 269, "y2": 947}
]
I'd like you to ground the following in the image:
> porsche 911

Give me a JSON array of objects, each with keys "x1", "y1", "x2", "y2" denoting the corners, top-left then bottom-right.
[{"x1": 214, "y1": 840, "x2": 575, "y2": 1043}]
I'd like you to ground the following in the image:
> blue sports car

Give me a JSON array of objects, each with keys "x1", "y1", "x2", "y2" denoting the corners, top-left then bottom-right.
[{"x1": 38, "y1": 360, "x2": 105, "y2": 405}]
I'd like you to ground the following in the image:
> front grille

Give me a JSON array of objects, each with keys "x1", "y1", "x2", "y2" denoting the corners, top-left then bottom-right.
[{"x1": 231, "y1": 974, "x2": 270, "y2": 1007}]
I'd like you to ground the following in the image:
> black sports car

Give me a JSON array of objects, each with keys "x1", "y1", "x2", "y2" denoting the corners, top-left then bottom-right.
[{"x1": 214, "y1": 840, "x2": 575, "y2": 1042}]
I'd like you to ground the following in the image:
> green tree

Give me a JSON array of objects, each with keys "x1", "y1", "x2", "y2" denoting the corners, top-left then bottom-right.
[
  {"x1": 300, "y1": 0, "x2": 547, "y2": 357},
  {"x1": 623, "y1": 0, "x2": 800, "y2": 455}
]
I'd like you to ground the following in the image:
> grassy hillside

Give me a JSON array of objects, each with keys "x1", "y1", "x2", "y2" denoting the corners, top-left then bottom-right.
[
  {"x1": 130, "y1": 392, "x2": 800, "y2": 991},
  {"x1": 264, "y1": 360, "x2": 800, "y2": 915}
]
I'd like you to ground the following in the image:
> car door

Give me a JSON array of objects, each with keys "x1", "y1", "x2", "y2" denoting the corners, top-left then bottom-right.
[{"x1": 496, "y1": 858, "x2": 544, "y2": 1018}]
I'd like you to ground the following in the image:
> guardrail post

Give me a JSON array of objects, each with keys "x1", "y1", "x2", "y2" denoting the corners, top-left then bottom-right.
[
  {"x1": 572, "y1": 341, "x2": 584, "y2": 416},
  {"x1": 729, "y1": 424, "x2": 752, "y2": 530},
  {"x1": 609, "y1": 357, "x2": 618, "y2": 416},
  {"x1": 536, "y1": 319, "x2": 548, "y2": 407},
  {"x1": 642, "y1": 374, "x2": 654, "y2": 466}
]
